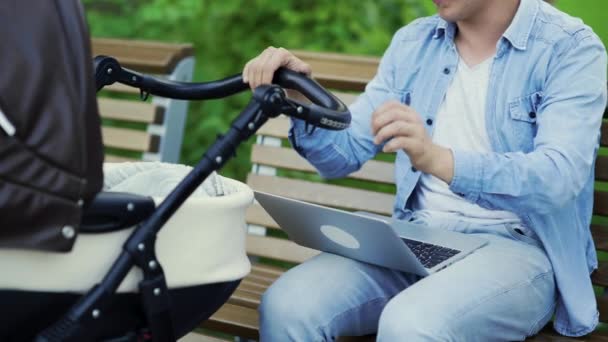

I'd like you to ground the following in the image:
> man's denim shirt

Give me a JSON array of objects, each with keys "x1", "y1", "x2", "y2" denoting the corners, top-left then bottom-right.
[{"x1": 288, "y1": 0, "x2": 607, "y2": 336}]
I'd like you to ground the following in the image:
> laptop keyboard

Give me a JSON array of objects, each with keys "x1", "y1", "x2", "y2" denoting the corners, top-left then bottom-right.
[{"x1": 401, "y1": 238, "x2": 461, "y2": 269}]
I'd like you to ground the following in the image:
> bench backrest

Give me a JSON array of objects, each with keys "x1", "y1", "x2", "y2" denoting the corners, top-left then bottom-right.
[
  {"x1": 246, "y1": 51, "x2": 608, "y2": 321},
  {"x1": 92, "y1": 38, "x2": 195, "y2": 163}
]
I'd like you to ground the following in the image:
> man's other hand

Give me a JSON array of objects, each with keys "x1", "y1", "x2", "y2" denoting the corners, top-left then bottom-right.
[{"x1": 371, "y1": 100, "x2": 454, "y2": 183}]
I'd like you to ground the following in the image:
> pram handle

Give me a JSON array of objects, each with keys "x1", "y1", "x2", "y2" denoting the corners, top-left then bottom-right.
[{"x1": 94, "y1": 55, "x2": 351, "y2": 130}]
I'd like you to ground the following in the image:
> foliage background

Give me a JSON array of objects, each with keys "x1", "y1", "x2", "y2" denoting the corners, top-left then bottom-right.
[{"x1": 84, "y1": 0, "x2": 608, "y2": 181}]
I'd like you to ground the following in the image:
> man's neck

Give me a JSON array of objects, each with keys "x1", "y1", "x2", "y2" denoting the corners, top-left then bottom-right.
[{"x1": 455, "y1": 0, "x2": 520, "y2": 66}]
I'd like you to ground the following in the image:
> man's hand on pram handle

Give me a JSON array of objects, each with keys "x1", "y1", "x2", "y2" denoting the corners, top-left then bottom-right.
[{"x1": 94, "y1": 55, "x2": 350, "y2": 131}]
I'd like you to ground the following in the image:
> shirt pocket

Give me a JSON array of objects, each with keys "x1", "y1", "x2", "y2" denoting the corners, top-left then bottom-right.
[
  {"x1": 508, "y1": 92, "x2": 543, "y2": 124},
  {"x1": 505, "y1": 92, "x2": 542, "y2": 152}
]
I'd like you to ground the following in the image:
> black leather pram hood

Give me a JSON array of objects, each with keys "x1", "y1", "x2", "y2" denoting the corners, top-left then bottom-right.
[{"x1": 0, "y1": 0, "x2": 103, "y2": 251}]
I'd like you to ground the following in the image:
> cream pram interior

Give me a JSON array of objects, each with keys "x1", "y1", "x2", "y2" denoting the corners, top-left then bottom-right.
[{"x1": 0, "y1": 162, "x2": 252, "y2": 293}]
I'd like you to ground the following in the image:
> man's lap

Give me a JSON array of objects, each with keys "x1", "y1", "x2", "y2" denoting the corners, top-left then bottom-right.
[{"x1": 258, "y1": 223, "x2": 556, "y2": 341}]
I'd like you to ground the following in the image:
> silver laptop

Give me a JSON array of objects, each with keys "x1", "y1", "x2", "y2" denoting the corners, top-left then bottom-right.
[{"x1": 254, "y1": 191, "x2": 488, "y2": 276}]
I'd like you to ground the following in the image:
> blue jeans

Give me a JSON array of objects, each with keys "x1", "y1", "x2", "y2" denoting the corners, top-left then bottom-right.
[{"x1": 258, "y1": 212, "x2": 556, "y2": 341}]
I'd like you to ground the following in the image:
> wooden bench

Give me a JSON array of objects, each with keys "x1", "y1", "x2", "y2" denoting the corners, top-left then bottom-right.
[
  {"x1": 91, "y1": 38, "x2": 195, "y2": 163},
  {"x1": 199, "y1": 50, "x2": 608, "y2": 341}
]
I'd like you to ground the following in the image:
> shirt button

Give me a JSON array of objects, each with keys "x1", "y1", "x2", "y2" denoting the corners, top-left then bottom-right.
[
  {"x1": 426, "y1": 118, "x2": 433, "y2": 126},
  {"x1": 411, "y1": 166, "x2": 417, "y2": 172},
  {"x1": 443, "y1": 67, "x2": 451, "y2": 75},
  {"x1": 528, "y1": 112, "x2": 536, "y2": 119}
]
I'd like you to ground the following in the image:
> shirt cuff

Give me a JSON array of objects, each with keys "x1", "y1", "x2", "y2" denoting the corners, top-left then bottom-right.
[{"x1": 448, "y1": 149, "x2": 483, "y2": 204}]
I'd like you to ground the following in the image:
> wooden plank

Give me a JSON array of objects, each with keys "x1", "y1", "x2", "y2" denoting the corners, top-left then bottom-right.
[
  {"x1": 247, "y1": 174, "x2": 395, "y2": 215},
  {"x1": 98, "y1": 98, "x2": 163, "y2": 124},
  {"x1": 101, "y1": 127, "x2": 160, "y2": 152},
  {"x1": 602, "y1": 121, "x2": 608, "y2": 147},
  {"x1": 293, "y1": 50, "x2": 379, "y2": 92},
  {"x1": 203, "y1": 303, "x2": 259, "y2": 340},
  {"x1": 251, "y1": 145, "x2": 395, "y2": 184},
  {"x1": 597, "y1": 156, "x2": 608, "y2": 182},
  {"x1": 104, "y1": 154, "x2": 139, "y2": 163},
  {"x1": 247, "y1": 203, "x2": 279, "y2": 229},
  {"x1": 528, "y1": 325, "x2": 608, "y2": 341},
  {"x1": 334, "y1": 92, "x2": 359, "y2": 106},
  {"x1": 337, "y1": 336, "x2": 376, "y2": 342},
  {"x1": 178, "y1": 333, "x2": 229, "y2": 342},
  {"x1": 250, "y1": 263, "x2": 285, "y2": 280},
  {"x1": 92, "y1": 38, "x2": 194, "y2": 74},
  {"x1": 599, "y1": 293, "x2": 608, "y2": 324},
  {"x1": 256, "y1": 115, "x2": 290, "y2": 139},
  {"x1": 229, "y1": 289, "x2": 262, "y2": 309},
  {"x1": 246, "y1": 234, "x2": 319, "y2": 264},
  {"x1": 594, "y1": 191, "x2": 608, "y2": 217},
  {"x1": 102, "y1": 83, "x2": 140, "y2": 94},
  {"x1": 239, "y1": 280, "x2": 269, "y2": 294},
  {"x1": 592, "y1": 225, "x2": 608, "y2": 252},
  {"x1": 592, "y1": 261, "x2": 608, "y2": 287}
]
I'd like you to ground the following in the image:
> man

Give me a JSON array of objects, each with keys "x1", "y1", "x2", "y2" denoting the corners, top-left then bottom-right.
[{"x1": 242, "y1": 0, "x2": 607, "y2": 340}]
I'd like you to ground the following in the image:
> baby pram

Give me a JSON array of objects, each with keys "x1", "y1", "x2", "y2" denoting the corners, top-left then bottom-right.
[{"x1": 0, "y1": 1, "x2": 350, "y2": 341}]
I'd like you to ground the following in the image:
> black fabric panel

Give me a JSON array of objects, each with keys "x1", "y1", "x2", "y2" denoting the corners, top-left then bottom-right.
[{"x1": 0, "y1": 280, "x2": 240, "y2": 341}]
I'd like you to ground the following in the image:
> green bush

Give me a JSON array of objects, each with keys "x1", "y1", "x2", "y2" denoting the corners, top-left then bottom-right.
[{"x1": 84, "y1": 0, "x2": 607, "y2": 181}]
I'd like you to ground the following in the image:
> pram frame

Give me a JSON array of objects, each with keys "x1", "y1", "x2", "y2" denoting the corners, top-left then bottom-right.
[{"x1": 35, "y1": 56, "x2": 350, "y2": 342}]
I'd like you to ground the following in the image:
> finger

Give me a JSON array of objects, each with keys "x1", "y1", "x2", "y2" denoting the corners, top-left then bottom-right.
[
  {"x1": 245, "y1": 57, "x2": 261, "y2": 90},
  {"x1": 383, "y1": 136, "x2": 413, "y2": 153},
  {"x1": 286, "y1": 55, "x2": 312, "y2": 75},
  {"x1": 242, "y1": 60, "x2": 252, "y2": 84},
  {"x1": 371, "y1": 107, "x2": 417, "y2": 136},
  {"x1": 261, "y1": 47, "x2": 289, "y2": 86},
  {"x1": 255, "y1": 47, "x2": 276, "y2": 88},
  {"x1": 371, "y1": 101, "x2": 408, "y2": 134},
  {"x1": 374, "y1": 120, "x2": 416, "y2": 145}
]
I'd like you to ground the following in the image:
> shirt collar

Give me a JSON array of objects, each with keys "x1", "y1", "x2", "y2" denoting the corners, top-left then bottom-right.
[
  {"x1": 433, "y1": 0, "x2": 540, "y2": 51},
  {"x1": 502, "y1": 0, "x2": 539, "y2": 50}
]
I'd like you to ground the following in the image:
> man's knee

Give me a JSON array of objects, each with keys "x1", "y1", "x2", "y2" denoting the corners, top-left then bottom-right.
[
  {"x1": 376, "y1": 300, "x2": 451, "y2": 341},
  {"x1": 259, "y1": 282, "x2": 322, "y2": 340}
]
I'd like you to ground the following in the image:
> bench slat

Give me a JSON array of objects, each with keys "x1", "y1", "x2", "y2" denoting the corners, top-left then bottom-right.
[
  {"x1": 238, "y1": 281, "x2": 267, "y2": 295},
  {"x1": 592, "y1": 261, "x2": 608, "y2": 287},
  {"x1": 599, "y1": 293, "x2": 608, "y2": 323},
  {"x1": 293, "y1": 50, "x2": 378, "y2": 92},
  {"x1": 592, "y1": 225, "x2": 608, "y2": 252},
  {"x1": 247, "y1": 203, "x2": 279, "y2": 229},
  {"x1": 104, "y1": 155, "x2": 138, "y2": 163},
  {"x1": 178, "y1": 333, "x2": 229, "y2": 342},
  {"x1": 98, "y1": 98, "x2": 163, "y2": 124},
  {"x1": 597, "y1": 156, "x2": 608, "y2": 182},
  {"x1": 247, "y1": 174, "x2": 394, "y2": 215},
  {"x1": 602, "y1": 121, "x2": 608, "y2": 147},
  {"x1": 102, "y1": 83, "x2": 140, "y2": 95},
  {"x1": 101, "y1": 127, "x2": 160, "y2": 152},
  {"x1": 229, "y1": 289, "x2": 262, "y2": 310},
  {"x1": 256, "y1": 115, "x2": 290, "y2": 139},
  {"x1": 246, "y1": 234, "x2": 319, "y2": 264},
  {"x1": 251, "y1": 145, "x2": 395, "y2": 184},
  {"x1": 204, "y1": 303, "x2": 259, "y2": 340},
  {"x1": 594, "y1": 191, "x2": 608, "y2": 216},
  {"x1": 92, "y1": 38, "x2": 194, "y2": 74}
]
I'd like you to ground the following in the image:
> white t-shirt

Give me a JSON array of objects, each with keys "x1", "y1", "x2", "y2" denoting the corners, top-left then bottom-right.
[{"x1": 411, "y1": 57, "x2": 521, "y2": 224}]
